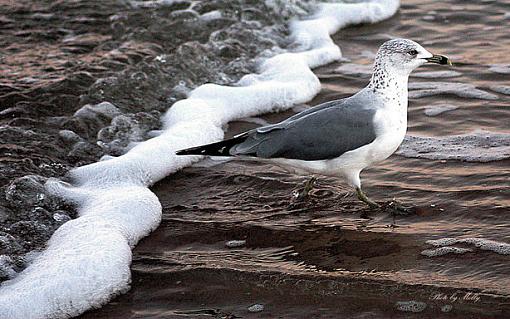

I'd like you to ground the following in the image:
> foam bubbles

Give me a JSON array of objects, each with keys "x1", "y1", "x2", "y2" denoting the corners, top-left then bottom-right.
[
  {"x1": 200, "y1": 10, "x2": 222, "y2": 22},
  {"x1": 423, "y1": 104, "x2": 458, "y2": 117},
  {"x1": 97, "y1": 111, "x2": 161, "y2": 156},
  {"x1": 460, "y1": 238, "x2": 510, "y2": 255},
  {"x1": 490, "y1": 85, "x2": 510, "y2": 95},
  {"x1": 412, "y1": 70, "x2": 461, "y2": 78},
  {"x1": 426, "y1": 238, "x2": 458, "y2": 246},
  {"x1": 58, "y1": 130, "x2": 82, "y2": 144},
  {"x1": 424, "y1": 237, "x2": 510, "y2": 256},
  {"x1": 248, "y1": 304, "x2": 265, "y2": 313},
  {"x1": 421, "y1": 247, "x2": 473, "y2": 257},
  {"x1": 226, "y1": 240, "x2": 246, "y2": 248},
  {"x1": 397, "y1": 131, "x2": 510, "y2": 162},
  {"x1": 128, "y1": 0, "x2": 185, "y2": 9},
  {"x1": 488, "y1": 64, "x2": 510, "y2": 74},
  {"x1": 73, "y1": 101, "x2": 121, "y2": 121},
  {"x1": 396, "y1": 301, "x2": 427, "y2": 313},
  {"x1": 441, "y1": 304, "x2": 453, "y2": 313},
  {"x1": 409, "y1": 82, "x2": 498, "y2": 100}
]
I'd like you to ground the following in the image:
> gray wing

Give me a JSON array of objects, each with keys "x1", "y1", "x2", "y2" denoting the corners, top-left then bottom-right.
[
  {"x1": 255, "y1": 99, "x2": 342, "y2": 134},
  {"x1": 231, "y1": 98, "x2": 377, "y2": 161}
]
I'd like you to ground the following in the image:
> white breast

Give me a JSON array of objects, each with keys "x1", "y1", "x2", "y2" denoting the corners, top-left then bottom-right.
[{"x1": 368, "y1": 106, "x2": 408, "y2": 163}]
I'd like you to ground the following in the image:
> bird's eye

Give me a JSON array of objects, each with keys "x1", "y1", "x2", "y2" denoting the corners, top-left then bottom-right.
[{"x1": 407, "y1": 49, "x2": 418, "y2": 56}]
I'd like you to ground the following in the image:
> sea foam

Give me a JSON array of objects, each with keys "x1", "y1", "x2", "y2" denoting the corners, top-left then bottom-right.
[
  {"x1": 423, "y1": 238, "x2": 510, "y2": 256},
  {"x1": 0, "y1": 1, "x2": 400, "y2": 318},
  {"x1": 397, "y1": 131, "x2": 510, "y2": 162},
  {"x1": 423, "y1": 104, "x2": 458, "y2": 117},
  {"x1": 408, "y1": 82, "x2": 498, "y2": 100}
]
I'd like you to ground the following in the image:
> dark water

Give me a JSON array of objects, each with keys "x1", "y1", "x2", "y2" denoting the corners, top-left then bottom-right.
[{"x1": 79, "y1": 0, "x2": 510, "y2": 318}]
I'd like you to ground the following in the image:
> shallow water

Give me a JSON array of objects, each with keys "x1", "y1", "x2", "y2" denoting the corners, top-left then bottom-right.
[{"x1": 79, "y1": 0, "x2": 510, "y2": 318}]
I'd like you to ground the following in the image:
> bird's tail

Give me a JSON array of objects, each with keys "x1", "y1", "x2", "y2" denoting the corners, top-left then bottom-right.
[{"x1": 175, "y1": 134, "x2": 248, "y2": 156}]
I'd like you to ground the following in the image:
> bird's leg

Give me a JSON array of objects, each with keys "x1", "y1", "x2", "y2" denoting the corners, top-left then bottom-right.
[
  {"x1": 294, "y1": 176, "x2": 317, "y2": 200},
  {"x1": 355, "y1": 187, "x2": 380, "y2": 209}
]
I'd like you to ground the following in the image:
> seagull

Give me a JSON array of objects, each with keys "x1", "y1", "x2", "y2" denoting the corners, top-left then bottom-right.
[{"x1": 176, "y1": 38, "x2": 451, "y2": 209}]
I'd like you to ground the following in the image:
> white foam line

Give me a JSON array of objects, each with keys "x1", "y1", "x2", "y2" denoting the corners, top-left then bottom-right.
[
  {"x1": 425, "y1": 238, "x2": 510, "y2": 255},
  {"x1": 421, "y1": 246, "x2": 473, "y2": 257},
  {"x1": 0, "y1": 1, "x2": 399, "y2": 318},
  {"x1": 397, "y1": 131, "x2": 510, "y2": 162}
]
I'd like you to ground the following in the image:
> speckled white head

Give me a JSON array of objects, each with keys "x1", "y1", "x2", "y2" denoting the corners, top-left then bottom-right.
[
  {"x1": 369, "y1": 38, "x2": 451, "y2": 92},
  {"x1": 375, "y1": 39, "x2": 433, "y2": 74},
  {"x1": 375, "y1": 38, "x2": 434, "y2": 75}
]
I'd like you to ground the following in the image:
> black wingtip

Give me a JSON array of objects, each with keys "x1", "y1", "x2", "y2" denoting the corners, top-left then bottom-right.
[
  {"x1": 175, "y1": 134, "x2": 249, "y2": 157},
  {"x1": 175, "y1": 147, "x2": 201, "y2": 156}
]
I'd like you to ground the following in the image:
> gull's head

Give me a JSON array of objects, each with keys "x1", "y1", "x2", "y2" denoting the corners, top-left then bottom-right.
[{"x1": 375, "y1": 38, "x2": 451, "y2": 75}]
